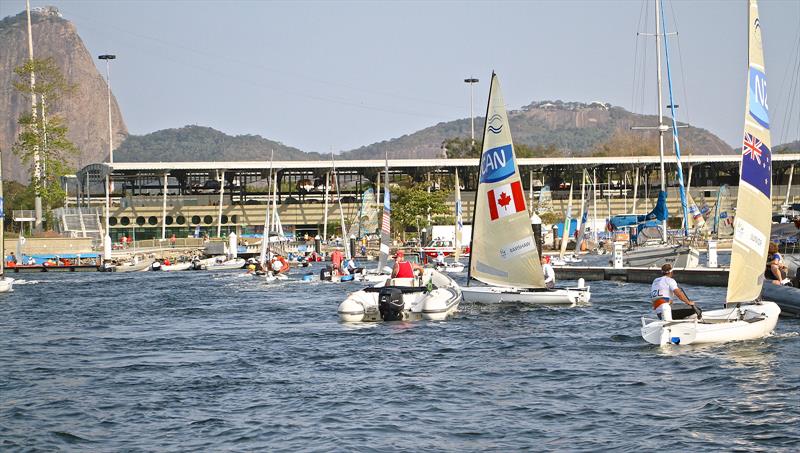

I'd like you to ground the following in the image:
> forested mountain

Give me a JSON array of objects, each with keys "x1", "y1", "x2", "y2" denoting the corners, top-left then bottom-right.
[{"x1": 115, "y1": 126, "x2": 321, "y2": 162}]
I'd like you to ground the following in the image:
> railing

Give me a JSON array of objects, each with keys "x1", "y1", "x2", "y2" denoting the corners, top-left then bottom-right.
[{"x1": 12, "y1": 210, "x2": 36, "y2": 221}]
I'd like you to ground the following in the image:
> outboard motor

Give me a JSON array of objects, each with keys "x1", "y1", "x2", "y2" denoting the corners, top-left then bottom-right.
[
  {"x1": 320, "y1": 266, "x2": 333, "y2": 282},
  {"x1": 151, "y1": 261, "x2": 162, "y2": 271},
  {"x1": 378, "y1": 288, "x2": 405, "y2": 321}
]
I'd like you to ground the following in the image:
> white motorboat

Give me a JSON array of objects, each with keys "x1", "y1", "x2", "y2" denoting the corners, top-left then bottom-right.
[
  {"x1": 462, "y1": 279, "x2": 590, "y2": 306},
  {"x1": 205, "y1": 257, "x2": 246, "y2": 270},
  {"x1": 463, "y1": 73, "x2": 591, "y2": 306},
  {"x1": 113, "y1": 258, "x2": 155, "y2": 273},
  {"x1": 338, "y1": 269, "x2": 461, "y2": 322},
  {"x1": 0, "y1": 277, "x2": 14, "y2": 293},
  {"x1": 640, "y1": 0, "x2": 780, "y2": 345},
  {"x1": 436, "y1": 261, "x2": 465, "y2": 273},
  {"x1": 162, "y1": 262, "x2": 192, "y2": 271}
]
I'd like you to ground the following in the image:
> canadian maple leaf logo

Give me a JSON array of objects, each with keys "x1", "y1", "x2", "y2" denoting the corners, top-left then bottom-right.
[{"x1": 497, "y1": 192, "x2": 512, "y2": 209}]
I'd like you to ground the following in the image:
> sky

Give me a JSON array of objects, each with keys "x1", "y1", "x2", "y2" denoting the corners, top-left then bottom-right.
[{"x1": 3, "y1": 0, "x2": 799, "y2": 153}]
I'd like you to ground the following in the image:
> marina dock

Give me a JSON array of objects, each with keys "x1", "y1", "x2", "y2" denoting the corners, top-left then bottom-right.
[{"x1": 554, "y1": 265, "x2": 729, "y2": 287}]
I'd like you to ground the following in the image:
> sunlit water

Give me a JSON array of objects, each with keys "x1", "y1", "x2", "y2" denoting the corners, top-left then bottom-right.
[{"x1": 1, "y1": 266, "x2": 798, "y2": 451}]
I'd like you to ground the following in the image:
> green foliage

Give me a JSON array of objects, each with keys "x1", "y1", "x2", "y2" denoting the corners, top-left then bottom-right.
[
  {"x1": 391, "y1": 183, "x2": 451, "y2": 233},
  {"x1": 11, "y1": 57, "x2": 77, "y2": 214},
  {"x1": 538, "y1": 211, "x2": 561, "y2": 225}
]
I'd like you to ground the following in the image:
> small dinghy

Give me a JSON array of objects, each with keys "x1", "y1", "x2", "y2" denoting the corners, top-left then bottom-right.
[
  {"x1": 641, "y1": 0, "x2": 780, "y2": 346},
  {"x1": 162, "y1": 262, "x2": 192, "y2": 272},
  {"x1": 641, "y1": 302, "x2": 780, "y2": 345},
  {"x1": 461, "y1": 73, "x2": 591, "y2": 306},
  {"x1": 338, "y1": 269, "x2": 461, "y2": 322},
  {"x1": 205, "y1": 257, "x2": 246, "y2": 271}
]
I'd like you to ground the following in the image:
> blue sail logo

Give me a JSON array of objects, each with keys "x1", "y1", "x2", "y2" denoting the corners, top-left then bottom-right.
[
  {"x1": 748, "y1": 66, "x2": 769, "y2": 129},
  {"x1": 480, "y1": 144, "x2": 515, "y2": 183},
  {"x1": 487, "y1": 114, "x2": 503, "y2": 134}
]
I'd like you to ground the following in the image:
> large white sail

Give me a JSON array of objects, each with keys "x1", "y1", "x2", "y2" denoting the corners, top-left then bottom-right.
[
  {"x1": 468, "y1": 73, "x2": 545, "y2": 288},
  {"x1": 727, "y1": 0, "x2": 772, "y2": 304}
]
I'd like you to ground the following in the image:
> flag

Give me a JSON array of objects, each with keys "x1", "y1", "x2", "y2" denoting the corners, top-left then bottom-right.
[
  {"x1": 741, "y1": 132, "x2": 771, "y2": 197},
  {"x1": 487, "y1": 181, "x2": 525, "y2": 221}
]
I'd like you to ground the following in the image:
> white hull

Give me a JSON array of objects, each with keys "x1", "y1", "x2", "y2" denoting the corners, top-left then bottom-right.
[
  {"x1": 0, "y1": 277, "x2": 14, "y2": 293},
  {"x1": 461, "y1": 283, "x2": 590, "y2": 306},
  {"x1": 641, "y1": 302, "x2": 781, "y2": 345},
  {"x1": 205, "y1": 258, "x2": 246, "y2": 271},
  {"x1": 436, "y1": 262, "x2": 465, "y2": 273},
  {"x1": 162, "y1": 262, "x2": 193, "y2": 272},
  {"x1": 113, "y1": 259, "x2": 155, "y2": 273},
  {"x1": 338, "y1": 270, "x2": 461, "y2": 322},
  {"x1": 624, "y1": 244, "x2": 699, "y2": 269}
]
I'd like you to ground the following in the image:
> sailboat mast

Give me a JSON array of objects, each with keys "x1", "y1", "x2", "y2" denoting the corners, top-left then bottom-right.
[
  {"x1": 454, "y1": 169, "x2": 462, "y2": 262},
  {"x1": 330, "y1": 152, "x2": 350, "y2": 259},
  {"x1": 259, "y1": 150, "x2": 274, "y2": 266},
  {"x1": 655, "y1": 0, "x2": 668, "y2": 242},
  {"x1": 377, "y1": 152, "x2": 390, "y2": 272}
]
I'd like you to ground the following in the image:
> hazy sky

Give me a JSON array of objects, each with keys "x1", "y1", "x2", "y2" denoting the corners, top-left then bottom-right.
[{"x1": 4, "y1": 0, "x2": 799, "y2": 153}]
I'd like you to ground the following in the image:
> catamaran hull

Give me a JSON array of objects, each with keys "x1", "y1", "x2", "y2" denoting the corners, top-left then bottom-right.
[
  {"x1": 461, "y1": 285, "x2": 590, "y2": 306},
  {"x1": 338, "y1": 270, "x2": 461, "y2": 322},
  {"x1": 761, "y1": 283, "x2": 800, "y2": 317},
  {"x1": 640, "y1": 302, "x2": 781, "y2": 345},
  {"x1": 624, "y1": 244, "x2": 699, "y2": 268}
]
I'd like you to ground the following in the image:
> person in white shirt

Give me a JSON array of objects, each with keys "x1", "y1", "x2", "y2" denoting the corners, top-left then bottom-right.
[
  {"x1": 650, "y1": 263, "x2": 696, "y2": 321},
  {"x1": 540, "y1": 256, "x2": 555, "y2": 289}
]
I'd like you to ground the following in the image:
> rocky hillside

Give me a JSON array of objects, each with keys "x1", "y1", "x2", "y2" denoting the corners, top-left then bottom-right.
[
  {"x1": 341, "y1": 100, "x2": 734, "y2": 159},
  {"x1": 0, "y1": 7, "x2": 126, "y2": 182}
]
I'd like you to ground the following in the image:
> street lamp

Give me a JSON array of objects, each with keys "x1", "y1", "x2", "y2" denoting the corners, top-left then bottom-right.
[
  {"x1": 464, "y1": 77, "x2": 479, "y2": 144},
  {"x1": 98, "y1": 54, "x2": 115, "y2": 261},
  {"x1": 98, "y1": 54, "x2": 116, "y2": 163}
]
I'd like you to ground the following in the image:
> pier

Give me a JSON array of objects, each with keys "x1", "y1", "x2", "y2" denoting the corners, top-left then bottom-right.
[{"x1": 554, "y1": 265, "x2": 729, "y2": 287}]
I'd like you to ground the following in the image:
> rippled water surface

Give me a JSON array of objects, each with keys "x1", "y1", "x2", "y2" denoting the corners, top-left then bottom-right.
[{"x1": 1, "y1": 267, "x2": 798, "y2": 451}]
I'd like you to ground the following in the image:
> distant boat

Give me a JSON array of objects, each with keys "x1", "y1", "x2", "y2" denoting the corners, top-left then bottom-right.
[
  {"x1": 641, "y1": 0, "x2": 780, "y2": 345},
  {"x1": 461, "y1": 73, "x2": 590, "y2": 306}
]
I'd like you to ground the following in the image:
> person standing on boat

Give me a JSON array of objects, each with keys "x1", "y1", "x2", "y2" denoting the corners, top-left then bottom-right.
[
  {"x1": 540, "y1": 256, "x2": 555, "y2": 289},
  {"x1": 391, "y1": 250, "x2": 420, "y2": 279},
  {"x1": 650, "y1": 264, "x2": 695, "y2": 321},
  {"x1": 330, "y1": 248, "x2": 345, "y2": 276}
]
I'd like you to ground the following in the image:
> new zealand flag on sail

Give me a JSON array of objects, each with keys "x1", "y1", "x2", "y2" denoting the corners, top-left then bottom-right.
[{"x1": 741, "y1": 132, "x2": 771, "y2": 197}]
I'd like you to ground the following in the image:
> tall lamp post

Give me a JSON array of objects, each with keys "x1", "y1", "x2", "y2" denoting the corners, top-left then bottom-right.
[
  {"x1": 98, "y1": 54, "x2": 116, "y2": 163},
  {"x1": 98, "y1": 54, "x2": 115, "y2": 260},
  {"x1": 464, "y1": 77, "x2": 479, "y2": 144}
]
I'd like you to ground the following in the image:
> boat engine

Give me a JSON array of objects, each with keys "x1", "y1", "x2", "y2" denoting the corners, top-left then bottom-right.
[
  {"x1": 320, "y1": 266, "x2": 333, "y2": 281},
  {"x1": 378, "y1": 288, "x2": 405, "y2": 321}
]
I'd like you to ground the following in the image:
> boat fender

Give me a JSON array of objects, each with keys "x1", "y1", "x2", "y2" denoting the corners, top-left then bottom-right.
[
  {"x1": 578, "y1": 278, "x2": 585, "y2": 289},
  {"x1": 670, "y1": 337, "x2": 681, "y2": 344},
  {"x1": 378, "y1": 287, "x2": 405, "y2": 321},
  {"x1": 341, "y1": 274, "x2": 354, "y2": 282}
]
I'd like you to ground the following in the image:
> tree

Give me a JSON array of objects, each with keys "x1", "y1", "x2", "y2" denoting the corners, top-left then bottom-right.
[
  {"x1": 390, "y1": 183, "x2": 452, "y2": 238},
  {"x1": 12, "y1": 57, "x2": 78, "y2": 223}
]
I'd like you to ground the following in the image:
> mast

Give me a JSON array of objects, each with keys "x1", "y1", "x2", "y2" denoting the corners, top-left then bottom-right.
[
  {"x1": 322, "y1": 171, "x2": 330, "y2": 242},
  {"x1": 454, "y1": 169, "x2": 462, "y2": 262},
  {"x1": 25, "y1": 0, "x2": 43, "y2": 231},
  {"x1": 259, "y1": 150, "x2": 274, "y2": 266},
  {"x1": 377, "y1": 151, "x2": 391, "y2": 272},
  {"x1": 330, "y1": 152, "x2": 350, "y2": 259},
  {"x1": 660, "y1": 0, "x2": 690, "y2": 236},
  {"x1": 655, "y1": 0, "x2": 668, "y2": 242}
]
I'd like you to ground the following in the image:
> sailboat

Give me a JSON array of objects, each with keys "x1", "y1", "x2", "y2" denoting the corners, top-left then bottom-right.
[
  {"x1": 641, "y1": 0, "x2": 780, "y2": 345},
  {"x1": 361, "y1": 152, "x2": 393, "y2": 283},
  {"x1": 621, "y1": 0, "x2": 700, "y2": 269},
  {"x1": 435, "y1": 170, "x2": 466, "y2": 273},
  {"x1": 460, "y1": 73, "x2": 590, "y2": 306},
  {"x1": 0, "y1": 147, "x2": 14, "y2": 293}
]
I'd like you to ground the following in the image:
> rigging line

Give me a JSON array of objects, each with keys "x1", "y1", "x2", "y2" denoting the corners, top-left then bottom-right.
[
  {"x1": 668, "y1": 0, "x2": 691, "y2": 126},
  {"x1": 640, "y1": 0, "x2": 651, "y2": 116},
  {"x1": 631, "y1": 0, "x2": 647, "y2": 114},
  {"x1": 776, "y1": 24, "x2": 800, "y2": 144},
  {"x1": 66, "y1": 12, "x2": 463, "y2": 111}
]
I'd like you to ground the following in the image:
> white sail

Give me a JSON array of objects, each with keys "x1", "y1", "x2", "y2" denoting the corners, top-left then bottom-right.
[
  {"x1": 377, "y1": 154, "x2": 391, "y2": 272},
  {"x1": 727, "y1": 0, "x2": 773, "y2": 304},
  {"x1": 454, "y1": 169, "x2": 463, "y2": 262},
  {"x1": 559, "y1": 182, "x2": 574, "y2": 259},
  {"x1": 468, "y1": 73, "x2": 545, "y2": 288}
]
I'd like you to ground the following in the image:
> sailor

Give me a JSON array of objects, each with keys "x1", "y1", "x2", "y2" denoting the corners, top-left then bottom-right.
[
  {"x1": 650, "y1": 263, "x2": 696, "y2": 321},
  {"x1": 391, "y1": 250, "x2": 420, "y2": 278},
  {"x1": 330, "y1": 248, "x2": 345, "y2": 275},
  {"x1": 434, "y1": 252, "x2": 446, "y2": 266},
  {"x1": 766, "y1": 243, "x2": 789, "y2": 284},
  {"x1": 541, "y1": 256, "x2": 555, "y2": 289},
  {"x1": 270, "y1": 255, "x2": 290, "y2": 274}
]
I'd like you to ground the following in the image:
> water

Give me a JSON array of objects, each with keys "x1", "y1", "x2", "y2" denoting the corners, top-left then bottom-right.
[{"x1": 1, "y1": 268, "x2": 798, "y2": 451}]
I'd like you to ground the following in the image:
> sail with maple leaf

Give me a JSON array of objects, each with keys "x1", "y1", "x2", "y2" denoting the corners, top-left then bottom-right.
[{"x1": 466, "y1": 73, "x2": 545, "y2": 288}]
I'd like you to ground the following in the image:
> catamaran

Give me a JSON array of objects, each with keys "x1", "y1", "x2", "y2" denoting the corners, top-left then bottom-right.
[
  {"x1": 460, "y1": 73, "x2": 590, "y2": 306},
  {"x1": 641, "y1": 0, "x2": 780, "y2": 345}
]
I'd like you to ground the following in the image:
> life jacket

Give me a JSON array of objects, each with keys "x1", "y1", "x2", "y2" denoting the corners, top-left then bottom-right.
[{"x1": 395, "y1": 261, "x2": 414, "y2": 278}]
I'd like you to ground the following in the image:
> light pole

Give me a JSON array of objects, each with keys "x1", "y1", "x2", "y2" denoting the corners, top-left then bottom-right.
[
  {"x1": 98, "y1": 54, "x2": 115, "y2": 260},
  {"x1": 98, "y1": 54, "x2": 116, "y2": 163},
  {"x1": 464, "y1": 77, "x2": 479, "y2": 144}
]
